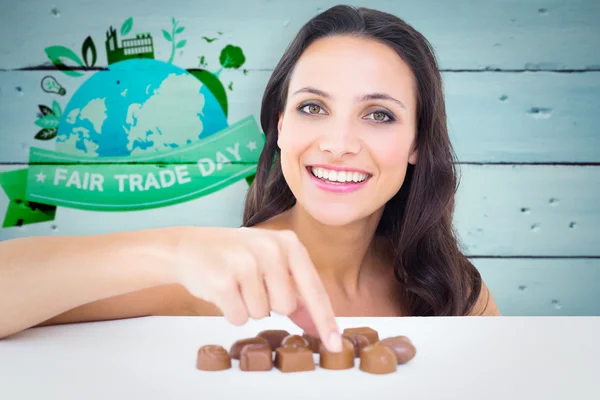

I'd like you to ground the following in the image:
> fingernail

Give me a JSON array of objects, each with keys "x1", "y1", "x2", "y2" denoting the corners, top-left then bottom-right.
[{"x1": 328, "y1": 332, "x2": 343, "y2": 352}]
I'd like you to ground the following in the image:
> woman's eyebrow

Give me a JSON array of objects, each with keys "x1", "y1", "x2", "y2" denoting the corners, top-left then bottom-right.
[
  {"x1": 292, "y1": 86, "x2": 406, "y2": 110},
  {"x1": 360, "y1": 93, "x2": 407, "y2": 110},
  {"x1": 292, "y1": 86, "x2": 330, "y2": 98}
]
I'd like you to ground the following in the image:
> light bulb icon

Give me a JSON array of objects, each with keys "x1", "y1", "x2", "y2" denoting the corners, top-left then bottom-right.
[{"x1": 41, "y1": 75, "x2": 66, "y2": 95}]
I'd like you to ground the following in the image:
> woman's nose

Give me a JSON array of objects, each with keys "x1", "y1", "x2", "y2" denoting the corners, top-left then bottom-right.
[{"x1": 318, "y1": 121, "x2": 361, "y2": 157}]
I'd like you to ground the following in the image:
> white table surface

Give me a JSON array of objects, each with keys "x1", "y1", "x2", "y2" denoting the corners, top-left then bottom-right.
[{"x1": 0, "y1": 316, "x2": 599, "y2": 400}]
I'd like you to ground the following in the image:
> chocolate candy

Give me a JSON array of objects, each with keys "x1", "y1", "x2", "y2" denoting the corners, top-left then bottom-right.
[
  {"x1": 274, "y1": 346, "x2": 316, "y2": 373},
  {"x1": 240, "y1": 344, "x2": 273, "y2": 371},
  {"x1": 378, "y1": 336, "x2": 417, "y2": 364},
  {"x1": 302, "y1": 333, "x2": 321, "y2": 353},
  {"x1": 197, "y1": 345, "x2": 232, "y2": 371},
  {"x1": 257, "y1": 330, "x2": 290, "y2": 350},
  {"x1": 229, "y1": 337, "x2": 270, "y2": 360},
  {"x1": 343, "y1": 327, "x2": 379, "y2": 345},
  {"x1": 359, "y1": 344, "x2": 397, "y2": 375},
  {"x1": 281, "y1": 334, "x2": 309, "y2": 349},
  {"x1": 198, "y1": 328, "x2": 415, "y2": 374},
  {"x1": 342, "y1": 333, "x2": 370, "y2": 358},
  {"x1": 319, "y1": 336, "x2": 355, "y2": 370}
]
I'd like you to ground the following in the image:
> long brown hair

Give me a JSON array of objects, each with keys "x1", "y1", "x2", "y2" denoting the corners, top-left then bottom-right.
[{"x1": 242, "y1": 5, "x2": 482, "y2": 316}]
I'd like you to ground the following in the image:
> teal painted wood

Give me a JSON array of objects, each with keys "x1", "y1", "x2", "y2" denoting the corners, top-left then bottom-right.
[
  {"x1": 1, "y1": 164, "x2": 598, "y2": 256},
  {"x1": 0, "y1": 0, "x2": 598, "y2": 70},
  {"x1": 445, "y1": 71, "x2": 600, "y2": 163},
  {"x1": 1, "y1": 70, "x2": 599, "y2": 163},
  {"x1": 454, "y1": 165, "x2": 600, "y2": 256},
  {"x1": 475, "y1": 258, "x2": 600, "y2": 316}
]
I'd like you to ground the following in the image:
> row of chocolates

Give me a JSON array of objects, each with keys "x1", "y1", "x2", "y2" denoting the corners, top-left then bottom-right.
[{"x1": 197, "y1": 326, "x2": 416, "y2": 374}]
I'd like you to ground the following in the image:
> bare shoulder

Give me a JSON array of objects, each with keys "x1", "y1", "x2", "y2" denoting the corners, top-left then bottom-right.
[{"x1": 469, "y1": 280, "x2": 501, "y2": 316}]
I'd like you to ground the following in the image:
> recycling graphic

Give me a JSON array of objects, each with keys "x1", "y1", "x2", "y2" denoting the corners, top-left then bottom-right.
[{"x1": 0, "y1": 17, "x2": 264, "y2": 228}]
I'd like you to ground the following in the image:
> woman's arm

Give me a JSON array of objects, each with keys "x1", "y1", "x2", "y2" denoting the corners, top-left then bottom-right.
[
  {"x1": 0, "y1": 226, "x2": 342, "y2": 351},
  {"x1": 0, "y1": 227, "x2": 205, "y2": 339},
  {"x1": 35, "y1": 282, "x2": 223, "y2": 328}
]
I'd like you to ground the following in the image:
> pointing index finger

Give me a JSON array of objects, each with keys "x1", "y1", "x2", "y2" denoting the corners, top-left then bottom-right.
[{"x1": 282, "y1": 234, "x2": 342, "y2": 352}]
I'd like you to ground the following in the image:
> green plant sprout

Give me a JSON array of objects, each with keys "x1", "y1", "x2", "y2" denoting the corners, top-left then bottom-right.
[
  {"x1": 45, "y1": 34, "x2": 98, "y2": 78},
  {"x1": 163, "y1": 17, "x2": 187, "y2": 64}
]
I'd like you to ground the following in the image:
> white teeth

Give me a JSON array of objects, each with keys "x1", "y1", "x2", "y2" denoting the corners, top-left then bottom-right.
[{"x1": 310, "y1": 167, "x2": 368, "y2": 183}]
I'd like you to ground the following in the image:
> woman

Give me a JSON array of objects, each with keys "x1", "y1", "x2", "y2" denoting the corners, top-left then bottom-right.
[{"x1": 0, "y1": 5, "x2": 499, "y2": 350}]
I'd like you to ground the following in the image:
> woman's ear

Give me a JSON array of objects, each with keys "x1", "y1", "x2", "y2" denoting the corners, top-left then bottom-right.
[
  {"x1": 277, "y1": 111, "x2": 284, "y2": 148},
  {"x1": 408, "y1": 143, "x2": 418, "y2": 165}
]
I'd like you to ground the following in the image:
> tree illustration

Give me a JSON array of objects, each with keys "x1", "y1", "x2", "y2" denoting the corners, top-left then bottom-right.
[{"x1": 215, "y1": 45, "x2": 246, "y2": 77}]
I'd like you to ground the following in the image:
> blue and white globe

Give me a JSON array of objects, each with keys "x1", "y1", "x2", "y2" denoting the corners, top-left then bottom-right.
[{"x1": 56, "y1": 59, "x2": 228, "y2": 157}]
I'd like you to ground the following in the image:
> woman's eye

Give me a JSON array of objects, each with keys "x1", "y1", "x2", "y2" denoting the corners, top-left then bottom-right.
[
  {"x1": 301, "y1": 104, "x2": 324, "y2": 114},
  {"x1": 367, "y1": 111, "x2": 392, "y2": 122}
]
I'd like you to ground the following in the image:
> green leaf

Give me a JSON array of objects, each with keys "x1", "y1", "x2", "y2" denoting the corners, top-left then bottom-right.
[
  {"x1": 162, "y1": 29, "x2": 173, "y2": 42},
  {"x1": 121, "y1": 17, "x2": 133, "y2": 36},
  {"x1": 81, "y1": 36, "x2": 97, "y2": 68},
  {"x1": 35, "y1": 115, "x2": 59, "y2": 129},
  {"x1": 51, "y1": 100, "x2": 62, "y2": 118},
  {"x1": 219, "y1": 45, "x2": 246, "y2": 69},
  {"x1": 175, "y1": 26, "x2": 185, "y2": 34},
  {"x1": 44, "y1": 46, "x2": 85, "y2": 77},
  {"x1": 38, "y1": 105, "x2": 53, "y2": 116},
  {"x1": 176, "y1": 40, "x2": 187, "y2": 49},
  {"x1": 172, "y1": 17, "x2": 176, "y2": 25},
  {"x1": 34, "y1": 128, "x2": 57, "y2": 140}
]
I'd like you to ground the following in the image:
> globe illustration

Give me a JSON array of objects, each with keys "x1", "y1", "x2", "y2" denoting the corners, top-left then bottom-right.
[{"x1": 56, "y1": 58, "x2": 228, "y2": 157}]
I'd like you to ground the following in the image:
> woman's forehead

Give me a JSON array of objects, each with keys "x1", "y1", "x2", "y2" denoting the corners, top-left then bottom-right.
[{"x1": 288, "y1": 35, "x2": 416, "y2": 106}]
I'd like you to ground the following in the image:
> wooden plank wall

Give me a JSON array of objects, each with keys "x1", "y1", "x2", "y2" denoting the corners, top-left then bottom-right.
[{"x1": 0, "y1": 0, "x2": 598, "y2": 315}]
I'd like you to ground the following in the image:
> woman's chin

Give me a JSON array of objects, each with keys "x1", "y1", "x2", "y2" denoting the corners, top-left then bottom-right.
[{"x1": 304, "y1": 204, "x2": 366, "y2": 227}]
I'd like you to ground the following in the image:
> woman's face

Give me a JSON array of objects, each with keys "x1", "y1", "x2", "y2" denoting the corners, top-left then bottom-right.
[{"x1": 277, "y1": 35, "x2": 418, "y2": 227}]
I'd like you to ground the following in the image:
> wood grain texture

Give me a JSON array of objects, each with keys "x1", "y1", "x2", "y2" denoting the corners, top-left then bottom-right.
[
  {"x1": 453, "y1": 165, "x2": 600, "y2": 256},
  {"x1": 1, "y1": 0, "x2": 599, "y2": 70},
  {"x1": 1, "y1": 70, "x2": 598, "y2": 163},
  {"x1": 476, "y1": 258, "x2": 600, "y2": 316}
]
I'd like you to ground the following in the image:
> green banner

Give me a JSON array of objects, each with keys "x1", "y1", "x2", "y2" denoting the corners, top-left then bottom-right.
[{"x1": 0, "y1": 116, "x2": 264, "y2": 227}]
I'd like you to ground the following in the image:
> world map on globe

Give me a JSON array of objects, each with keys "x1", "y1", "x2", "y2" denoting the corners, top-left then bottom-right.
[{"x1": 55, "y1": 59, "x2": 228, "y2": 157}]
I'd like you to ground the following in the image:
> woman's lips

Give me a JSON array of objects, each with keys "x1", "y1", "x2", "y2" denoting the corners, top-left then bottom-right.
[{"x1": 306, "y1": 167, "x2": 370, "y2": 193}]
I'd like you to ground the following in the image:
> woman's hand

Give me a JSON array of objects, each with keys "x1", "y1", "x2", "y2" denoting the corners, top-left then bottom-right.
[{"x1": 173, "y1": 226, "x2": 343, "y2": 352}]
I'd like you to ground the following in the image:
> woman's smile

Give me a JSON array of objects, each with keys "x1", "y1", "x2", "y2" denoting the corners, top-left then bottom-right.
[{"x1": 305, "y1": 165, "x2": 372, "y2": 193}]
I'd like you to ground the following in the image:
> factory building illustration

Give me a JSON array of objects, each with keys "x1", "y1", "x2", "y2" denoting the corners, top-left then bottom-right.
[{"x1": 105, "y1": 26, "x2": 155, "y2": 65}]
